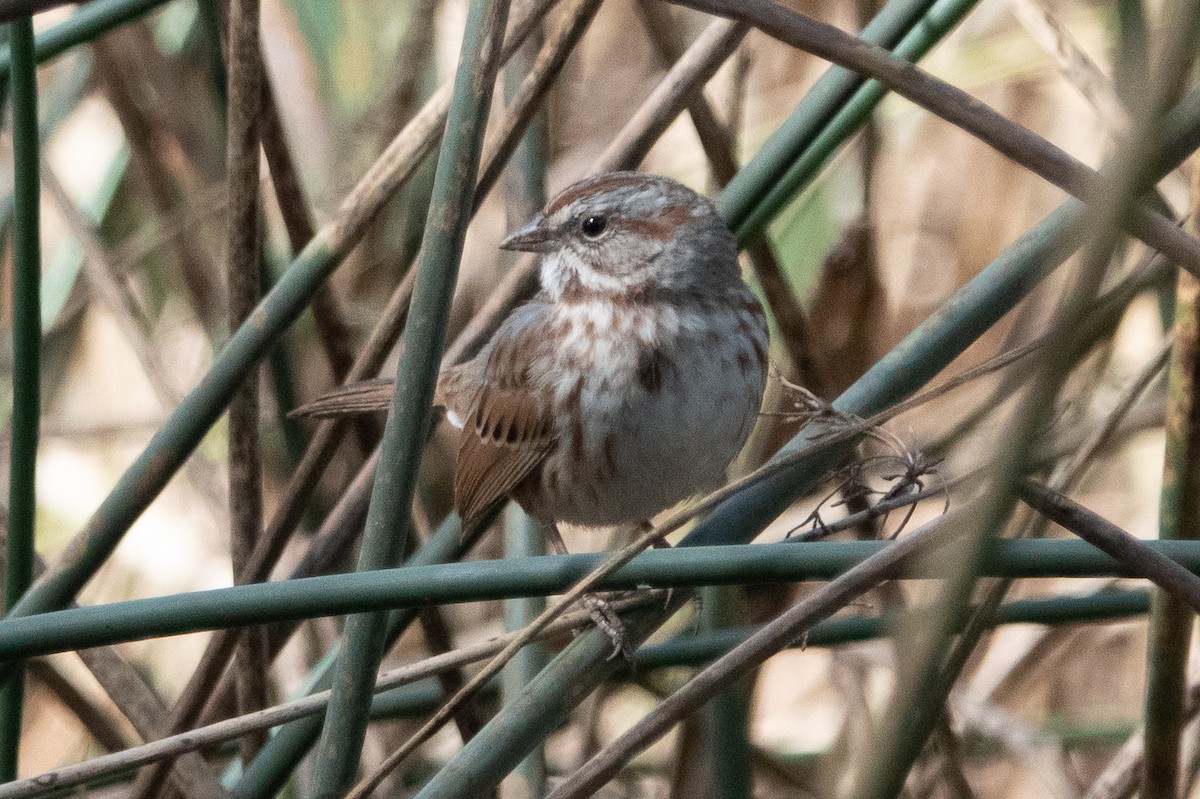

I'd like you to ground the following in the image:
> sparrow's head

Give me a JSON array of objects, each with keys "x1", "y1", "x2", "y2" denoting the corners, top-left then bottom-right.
[{"x1": 501, "y1": 172, "x2": 738, "y2": 300}]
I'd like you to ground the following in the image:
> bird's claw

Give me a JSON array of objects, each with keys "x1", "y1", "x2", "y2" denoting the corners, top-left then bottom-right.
[{"x1": 582, "y1": 593, "x2": 633, "y2": 660}]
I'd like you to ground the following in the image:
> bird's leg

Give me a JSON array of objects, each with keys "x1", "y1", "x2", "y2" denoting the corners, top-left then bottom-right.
[
  {"x1": 544, "y1": 522, "x2": 632, "y2": 660},
  {"x1": 640, "y1": 520, "x2": 674, "y2": 606}
]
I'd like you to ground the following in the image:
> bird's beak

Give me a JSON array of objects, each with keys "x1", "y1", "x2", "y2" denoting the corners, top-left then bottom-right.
[{"x1": 499, "y1": 215, "x2": 557, "y2": 253}]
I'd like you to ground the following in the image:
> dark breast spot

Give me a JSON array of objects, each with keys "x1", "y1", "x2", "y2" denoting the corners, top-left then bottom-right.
[
  {"x1": 602, "y1": 436, "x2": 617, "y2": 477},
  {"x1": 569, "y1": 418, "x2": 585, "y2": 467},
  {"x1": 637, "y1": 349, "x2": 676, "y2": 394}
]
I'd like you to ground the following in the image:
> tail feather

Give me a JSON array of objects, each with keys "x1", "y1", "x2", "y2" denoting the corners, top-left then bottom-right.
[{"x1": 289, "y1": 378, "x2": 394, "y2": 418}]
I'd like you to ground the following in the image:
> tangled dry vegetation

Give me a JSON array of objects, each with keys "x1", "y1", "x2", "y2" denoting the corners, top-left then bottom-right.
[{"x1": 1, "y1": 0, "x2": 1198, "y2": 797}]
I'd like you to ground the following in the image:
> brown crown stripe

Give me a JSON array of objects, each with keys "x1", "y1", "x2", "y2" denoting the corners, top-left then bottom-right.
[{"x1": 545, "y1": 172, "x2": 646, "y2": 216}]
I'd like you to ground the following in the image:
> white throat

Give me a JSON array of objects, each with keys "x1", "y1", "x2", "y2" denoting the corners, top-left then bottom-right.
[{"x1": 540, "y1": 250, "x2": 634, "y2": 299}]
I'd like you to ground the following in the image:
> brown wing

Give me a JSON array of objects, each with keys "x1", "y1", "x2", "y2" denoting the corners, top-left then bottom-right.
[
  {"x1": 288, "y1": 378, "x2": 394, "y2": 418},
  {"x1": 454, "y1": 315, "x2": 556, "y2": 529}
]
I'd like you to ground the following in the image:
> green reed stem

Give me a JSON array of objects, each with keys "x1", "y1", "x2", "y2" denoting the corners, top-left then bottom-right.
[
  {"x1": 732, "y1": 0, "x2": 978, "y2": 243},
  {"x1": 0, "y1": 15, "x2": 39, "y2": 781},
  {"x1": 0, "y1": 0, "x2": 172, "y2": 80},
  {"x1": 310, "y1": 1, "x2": 509, "y2": 791},
  {"x1": 715, "y1": 0, "x2": 943, "y2": 232},
  {"x1": 5, "y1": 538, "x2": 1200, "y2": 664}
]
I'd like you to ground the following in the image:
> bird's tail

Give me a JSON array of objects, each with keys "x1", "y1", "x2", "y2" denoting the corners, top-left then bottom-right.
[{"x1": 288, "y1": 377, "x2": 395, "y2": 418}]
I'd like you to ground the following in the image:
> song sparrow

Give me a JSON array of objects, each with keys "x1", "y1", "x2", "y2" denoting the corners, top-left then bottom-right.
[{"x1": 297, "y1": 171, "x2": 769, "y2": 652}]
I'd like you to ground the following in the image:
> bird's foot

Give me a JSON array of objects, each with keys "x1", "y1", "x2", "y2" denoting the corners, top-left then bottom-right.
[{"x1": 581, "y1": 593, "x2": 633, "y2": 660}]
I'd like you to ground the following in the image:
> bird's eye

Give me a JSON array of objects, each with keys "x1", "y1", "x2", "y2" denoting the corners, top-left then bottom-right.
[{"x1": 580, "y1": 215, "x2": 608, "y2": 238}]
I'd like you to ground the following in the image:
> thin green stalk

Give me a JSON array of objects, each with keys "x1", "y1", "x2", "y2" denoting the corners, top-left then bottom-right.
[
  {"x1": 502, "y1": 505, "x2": 549, "y2": 799},
  {"x1": 715, "y1": 0, "x2": 942, "y2": 231},
  {"x1": 732, "y1": 0, "x2": 978, "y2": 243},
  {"x1": 0, "y1": 0, "x2": 173, "y2": 80},
  {"x1": 637, "y1": 588, "x2": 1152, "y2": 668},
  {"x1": 312, "y1": 6, "x2": 508, "y2": 788},
  {"x1": 699, "y1": 586, "x2": 752, "y2": 799},
  {"x1": 8, "y1": 537, "x2": 1200, "y2": 663},
  {"x1": 1, "y1": 15, "x2": 39, "y2": 781},
  {"x1": 196, "y1": 0, "x2": 227, "y2": 114},
  {"x1": 1114, "y1": 0, "x2": 1150, "y2": 111}
]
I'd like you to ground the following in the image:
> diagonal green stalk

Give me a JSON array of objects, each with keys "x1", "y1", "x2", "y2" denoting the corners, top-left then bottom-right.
[
  {"x1": 0, "y1": 0, "x2": 173, "y2": 80},
  {"x1": 1, "y1": 15, "x2": 39, "y2": 781},
  {"x1": 731, "y1": 0, "x2": 978, "y2": 243},
  {"x1": 310, "y1": 0, "x2": 510, "y2": 792},
  {"x1": 715, "y1": 0, "x2": 942, "y2": 231}
]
